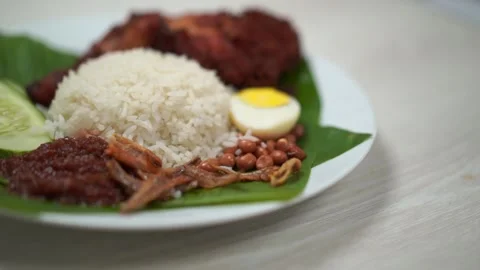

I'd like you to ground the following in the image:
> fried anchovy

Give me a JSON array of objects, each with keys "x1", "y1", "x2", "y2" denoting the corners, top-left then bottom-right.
[
  {"x1": 120, "y1": 172, "x2": 192, "y2": 213},
  {"x1": 105, "y1": 134, "x2": 163, "y2": 173},
  {"x1": 106, "y1": 159, "x2": 141, "y2": 194}
]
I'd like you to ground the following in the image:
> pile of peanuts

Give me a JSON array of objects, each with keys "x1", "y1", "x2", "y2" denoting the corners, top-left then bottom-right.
[{"x1": 199, "y1": 124, "x2": 306, "y2": 172}]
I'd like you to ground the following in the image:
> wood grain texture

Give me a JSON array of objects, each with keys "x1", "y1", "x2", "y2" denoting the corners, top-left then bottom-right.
[{"x1": 1, "y1": 0, "x2": 480, "y2": 269}]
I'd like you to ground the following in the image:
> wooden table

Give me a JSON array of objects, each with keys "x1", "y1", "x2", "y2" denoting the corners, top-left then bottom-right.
[{"x1": 1, "y1": 1, "x2": 479, "y2": 269}]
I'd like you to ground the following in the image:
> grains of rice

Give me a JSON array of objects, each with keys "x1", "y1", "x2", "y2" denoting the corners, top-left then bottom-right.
[
  {"x1": 238, "y1": 129, "x2": 260, "y2": 142},
  {"x1": 239, "y1": 135, "x2": 260, "y2": 142},
  {"x1": 222, "y1": 141, "x2": 237, "y2": 148},
  {"x1": 35, "y1": 104, "x2": 49, "y2": 118},
  {"x1": 45, "y1": 48, "x2": 238, "y2": 167},
  {"x1": 173, "y1": 190, "x2": 182, "y2": 199}
]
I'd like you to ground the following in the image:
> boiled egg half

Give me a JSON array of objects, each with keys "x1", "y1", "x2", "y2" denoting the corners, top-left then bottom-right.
[{"x1": 230, "y1": 87, "x2": 301, "y2": 140}]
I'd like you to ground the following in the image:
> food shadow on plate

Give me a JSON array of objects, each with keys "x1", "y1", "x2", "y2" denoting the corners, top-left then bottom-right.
[{"x1": 0, "y1": 135, "x2": 393, "y2": 270}]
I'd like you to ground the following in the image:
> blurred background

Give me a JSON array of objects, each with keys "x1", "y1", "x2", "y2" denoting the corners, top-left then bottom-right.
[
  {"x1": 0, "y1": 1, "x2": 479, "y2": 269},
  {"x1": 431, "y1": 0, "x2": 480, "y2": 24},
  {"x1": 2, "y1": 0, "x2": 478, "y2": 77}
]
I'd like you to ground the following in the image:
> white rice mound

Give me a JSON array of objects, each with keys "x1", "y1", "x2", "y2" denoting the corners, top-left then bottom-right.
[{"x1": 45, "y1": 48, "x2": 239, "y2": 167}]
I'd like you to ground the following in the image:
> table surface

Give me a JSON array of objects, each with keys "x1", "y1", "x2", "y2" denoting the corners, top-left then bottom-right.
[{"x1": 1, "y1": 1, "x2": 479, "y2": 269}]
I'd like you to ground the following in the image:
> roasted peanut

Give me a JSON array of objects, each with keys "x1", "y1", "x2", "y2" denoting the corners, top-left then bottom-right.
[
  {"x1": 276, "y1": 138, "x2": 291, "y2": 152},
  {"x1": 266, "y1": 140, "x2": 276, "y2": 152},
  {"x1": 238, "y1": 140, "x2": 257, "y2": 153},
  {"x1": 255, "y1": 147, "x2": 269, "y2": 158},
  {"x1": 287, "y1": 145, "x2": 307, "y2": 160},
  {"x1": 209, "y1": 158, "x2": 220, "y2": 165},
  {"x1": 236, "y1": 153, "x2": 257, "y2": 171},
  {"x1": 219, "y1": 153, "x2": 236, "y2": 167},
  {"x1": 270, "y1": 150, "x2": 288, "y2": 165},
  {"x1": 198, "y1": 158, "x2": 219, "y2": 172},
  {"x1": 223, "y1": 146, "x2": 237, "y2": 155},
  {"x1": 256, "y1": 155, "x2": 274, "y2": 169},
  {"x1": 293, "y1": 124, "x2": 305, "y2": 138},
  {"x1": 286, "y1": 134, "x2": 296, "y2": 143}
]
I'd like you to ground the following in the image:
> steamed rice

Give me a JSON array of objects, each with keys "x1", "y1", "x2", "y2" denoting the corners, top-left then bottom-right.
[{"x1": 45, "y1": 48, "x2": 238, "y2": 167}]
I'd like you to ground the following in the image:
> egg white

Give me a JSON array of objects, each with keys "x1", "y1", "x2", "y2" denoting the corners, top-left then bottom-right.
[{"x1": 230, "y1": 96, "x2": 300, "y2": 140}]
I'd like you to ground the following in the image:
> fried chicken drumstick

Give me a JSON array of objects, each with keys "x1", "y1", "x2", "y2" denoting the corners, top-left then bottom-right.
[
  {"x1": 27, "y1": 9, "x2": 301, "y2": 106},
  {"x1": 27, "y1": 13, "x2": 168, "y2": 106}
]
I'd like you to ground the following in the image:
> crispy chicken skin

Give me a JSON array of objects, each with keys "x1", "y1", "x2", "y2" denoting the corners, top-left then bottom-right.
[
  {"x1": 26, "y1": 9, "x2": 301, "y2": 106},
  {"x1": 79, "y1": 13, "x2": 170, "y2": 62},
  {"x1": 164, "y1": 10, "x2": 301, "y2": 86},
  {"x1": 27, "y1": 69, "x2": 69, "y2": 107},
  {"x1": 27, "y1": 13, "x2": 169, "y2": 107}
]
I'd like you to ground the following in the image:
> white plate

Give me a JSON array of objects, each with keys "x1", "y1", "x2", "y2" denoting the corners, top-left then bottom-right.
[{"x1": 1, "y1": 15, "x2": 376, "y2": 230}]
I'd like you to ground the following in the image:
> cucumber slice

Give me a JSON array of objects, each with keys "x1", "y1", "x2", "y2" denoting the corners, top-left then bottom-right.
[
  {"x1": 2, "y1": 79, "x2": 27, "y2": 97},
  {"x1": 0, "y1": 80, "x2": 51, "y2": 154}
]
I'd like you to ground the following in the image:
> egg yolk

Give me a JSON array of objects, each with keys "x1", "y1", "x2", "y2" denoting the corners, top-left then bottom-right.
[{"x1": 236, "y1": 87, "x2": 290, "y2": 108}]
